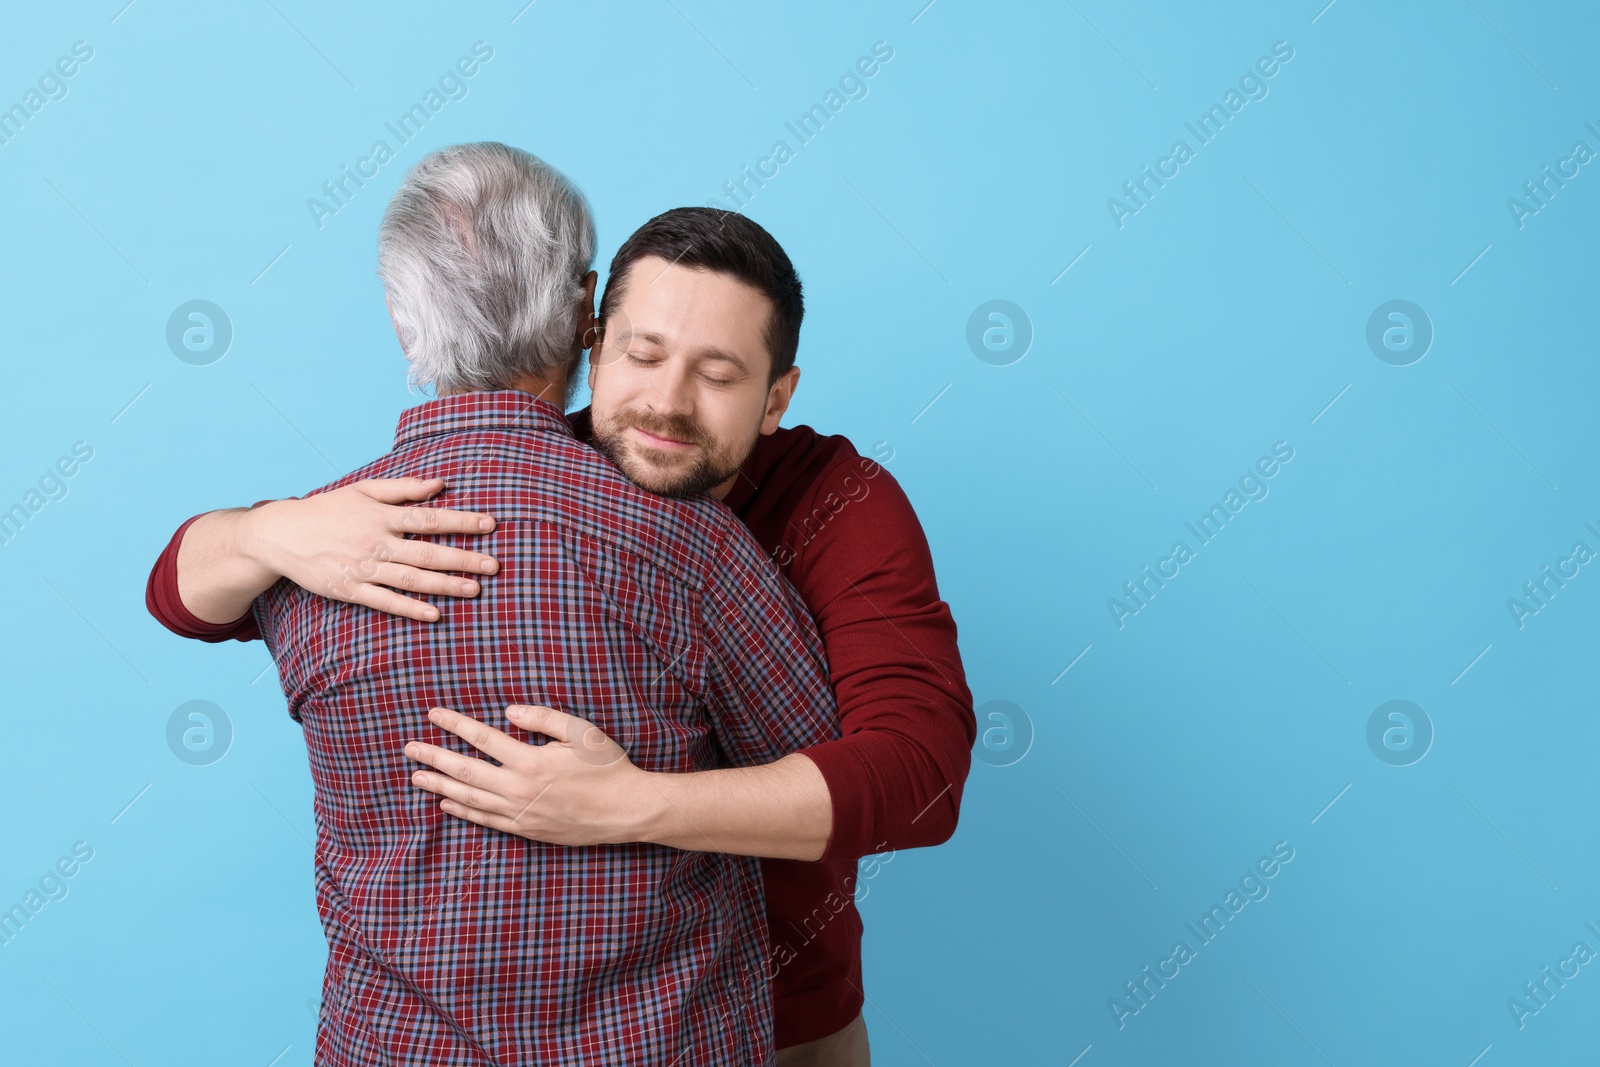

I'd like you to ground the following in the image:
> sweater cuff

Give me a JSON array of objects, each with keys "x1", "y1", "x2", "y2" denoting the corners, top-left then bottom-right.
[
  {"x1": 145, "y1": 514, "x2": 261, "y2": 642},
  {"x1": 800, "y1": 729, "x2": 960, "y2": 863}
]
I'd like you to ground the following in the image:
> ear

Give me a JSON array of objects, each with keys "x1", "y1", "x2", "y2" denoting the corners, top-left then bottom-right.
[
  {"x1": 574, "y1": 271, "x2": 599, "y2": 351},
  {"x1": 759, "y1": 367, "x2": 800, "y2": 435}
]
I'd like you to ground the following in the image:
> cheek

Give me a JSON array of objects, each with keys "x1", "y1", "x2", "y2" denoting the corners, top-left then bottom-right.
[
  {"x1": 700, "y1": 391, "x2": 766, "y2": 453},
  {"x1": 588, "y1": 366, "x2": 634, "y2": 412}
]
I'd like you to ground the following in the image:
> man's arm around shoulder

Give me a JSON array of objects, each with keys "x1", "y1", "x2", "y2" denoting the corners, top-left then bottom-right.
[{"x1": 145, "y1": 478, "x2": 502, "y2": 640}]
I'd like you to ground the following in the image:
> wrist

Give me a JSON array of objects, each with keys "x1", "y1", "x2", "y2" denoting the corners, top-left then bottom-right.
[
  {"x1": 627, "y1": 770, "x2": 677, "y2": 848},
  {"x1": 234, "y1": 500, "x2": 288, "y2": 583}
]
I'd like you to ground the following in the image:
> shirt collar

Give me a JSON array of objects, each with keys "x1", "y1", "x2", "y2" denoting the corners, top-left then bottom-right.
[{"x1": 394, "y1": 389, "x2": 572, "y2": 449}]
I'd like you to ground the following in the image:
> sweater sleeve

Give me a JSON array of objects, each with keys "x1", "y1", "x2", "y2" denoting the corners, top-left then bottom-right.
[
  {"x1": 783, "y1": 456, "x2": 976, "y2": 861},
  {"x1": 145, "y1": 513, "x2": 264, "y2": 643}
]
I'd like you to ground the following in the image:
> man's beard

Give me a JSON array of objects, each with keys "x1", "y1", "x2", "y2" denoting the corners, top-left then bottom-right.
[{"x1": 590, "y1": 407, "x2": 747, "y2": 498}]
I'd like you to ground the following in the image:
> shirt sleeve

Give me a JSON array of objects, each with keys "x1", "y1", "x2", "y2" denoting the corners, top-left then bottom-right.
[
  {"x1": 698, "y1": 524, "x2": 841, "y2": 769},
  {"x1": 144, "y1": 512, "x2": 265, "y2": 643},
  {"x1": 783, "y1": 457, "x2": 976, "y2": 862}
]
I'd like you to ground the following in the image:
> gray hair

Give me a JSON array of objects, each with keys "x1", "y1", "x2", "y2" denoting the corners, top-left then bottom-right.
[{"x1": 377, "y1": 142, "x2": 595, "y2": 394}]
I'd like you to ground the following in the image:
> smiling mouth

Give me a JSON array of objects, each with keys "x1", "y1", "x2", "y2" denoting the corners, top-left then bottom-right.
[{"x1": 631, "y1": 426, "x2": 696, "y2": 450}]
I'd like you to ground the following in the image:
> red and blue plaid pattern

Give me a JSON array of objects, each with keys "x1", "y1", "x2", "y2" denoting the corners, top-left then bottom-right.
[{"x1": 253, "y1": 391, "x2": 840, "y2": 1066}]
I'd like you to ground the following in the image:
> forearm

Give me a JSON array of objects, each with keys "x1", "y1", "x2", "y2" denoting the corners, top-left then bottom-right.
[
  {"x1": 175, "y1": 506, "x2": 280, "y2": 624},
  {"x1": 635, "y1": 752, "x2": 832, "y2": 861}
]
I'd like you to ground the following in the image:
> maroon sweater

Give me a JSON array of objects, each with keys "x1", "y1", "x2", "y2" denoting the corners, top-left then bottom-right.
[{"x1": 145, "y1": 407, "x2": 975, "y2": 1048}]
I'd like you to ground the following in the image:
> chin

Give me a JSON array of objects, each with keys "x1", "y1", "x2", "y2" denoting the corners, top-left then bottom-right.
[{"x1": 620, "y1": 457, "x2": 694, "y2": 497}]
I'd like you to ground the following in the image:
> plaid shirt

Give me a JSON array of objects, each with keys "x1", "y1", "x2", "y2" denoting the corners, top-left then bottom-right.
[{"x1": 252, "y1": 391, "x2": 840, "y2": 1066}]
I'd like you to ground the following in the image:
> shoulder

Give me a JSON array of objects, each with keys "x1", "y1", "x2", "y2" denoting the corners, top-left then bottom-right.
[
  {"x1": 749, "y1": 423, "x2": 893, "y2": 488},
  {"x1": 732, "y1": 426, "x2": 920, "y2": 573},
  {"x1": 735, "y1": 425, "x2": 896, "y2": 521}
]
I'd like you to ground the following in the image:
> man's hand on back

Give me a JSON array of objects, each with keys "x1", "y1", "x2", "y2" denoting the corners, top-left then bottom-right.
[
  {"x1": 407, "y1": 704, "x2": 833, "y2": 860},
  {"x1": 405, "y1": 704, "x2": 656, "y2": 847},
  {"x1": 176, "y1": 477, "x2": 501, "y2": 625}
]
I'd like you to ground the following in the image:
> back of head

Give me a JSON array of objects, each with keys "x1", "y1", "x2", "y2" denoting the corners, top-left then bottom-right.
[{"x1": 378, "y1": 142, "x2": 595, "y2": 394}]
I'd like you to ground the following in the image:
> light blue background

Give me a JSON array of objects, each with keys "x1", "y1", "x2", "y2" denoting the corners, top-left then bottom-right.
[{"x1": 3, "y1": 1, "x2": 1598, "y2": 1063}]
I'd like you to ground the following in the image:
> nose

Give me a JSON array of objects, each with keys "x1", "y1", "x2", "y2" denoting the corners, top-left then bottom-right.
[{"x1": 646, "y1": 359, "x2": 696, "y2": 421}]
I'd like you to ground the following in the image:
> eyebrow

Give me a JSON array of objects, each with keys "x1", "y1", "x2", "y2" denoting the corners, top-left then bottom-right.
[{"x1": 634, "y1": 330, "x2": 752, "y2": 375}]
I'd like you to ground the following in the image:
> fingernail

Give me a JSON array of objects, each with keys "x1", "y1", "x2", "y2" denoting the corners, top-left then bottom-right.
[
  {"x1": 478, "y1": 518, "x2": 494, "y2": 531},
  {"x1": 461, "y1": 581, "x2": 478, "y2": 595}
]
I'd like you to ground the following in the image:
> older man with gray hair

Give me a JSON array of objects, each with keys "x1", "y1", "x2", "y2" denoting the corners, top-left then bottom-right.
[{"x1": 180, "y1": 142, "x2": 840, "y2": 1065}]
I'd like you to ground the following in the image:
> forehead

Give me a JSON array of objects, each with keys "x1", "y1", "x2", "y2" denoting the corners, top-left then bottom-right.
[{"x1": 614, "y1": 256, "x2": 772, "y2": 371}]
